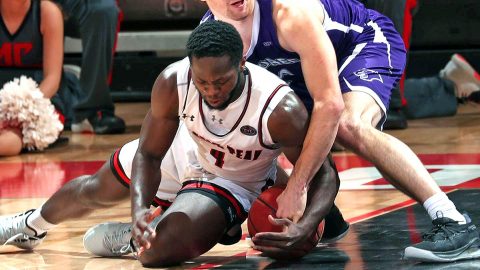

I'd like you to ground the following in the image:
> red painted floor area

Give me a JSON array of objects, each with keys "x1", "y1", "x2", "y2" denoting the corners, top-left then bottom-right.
[
  {"x1": 0, "y1": 161, "x2": 103, "y2": 198},
  {"x1": 1, "y1": 153, "x2": 480, "y2": 198}
]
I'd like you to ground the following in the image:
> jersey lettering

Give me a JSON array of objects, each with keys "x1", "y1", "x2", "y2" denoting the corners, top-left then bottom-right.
[
  {"x1": 0, "y1": 43, "x2": 12, "y2": 65},
  {"x1": 0, "y1": 42, "x2": 33, "y2": 66}
]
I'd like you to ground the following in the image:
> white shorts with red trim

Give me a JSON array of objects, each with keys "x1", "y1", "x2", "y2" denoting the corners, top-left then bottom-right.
[{"x1": 111, "y1": 125, "x2": 265, "y2": 215}]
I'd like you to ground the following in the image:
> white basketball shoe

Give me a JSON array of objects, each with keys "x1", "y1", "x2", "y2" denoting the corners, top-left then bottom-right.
[
  {"x1": 0, "y1": 209, "x2": 46, "y2": 249},
  {"x1": 439, "y1": 54, "x2": 480, "y2": 100},
  {"x1": 83, "y1": 222, "x2": 133, "y2": 257}
]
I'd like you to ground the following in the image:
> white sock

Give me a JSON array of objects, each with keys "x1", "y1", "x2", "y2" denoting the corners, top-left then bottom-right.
[
  {"x1": 423, "y1": 192, "x2": 466, "y2": 224},
  {"x1": 26, "y1": 207, "x2": 56, "y2": 235}
]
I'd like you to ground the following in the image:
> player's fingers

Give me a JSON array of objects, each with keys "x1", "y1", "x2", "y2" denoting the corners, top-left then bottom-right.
[
  {"x1": 137, "y1": 246, "x2": 145, "y2": 256},
  {"x1": 275, "y1": 208, "x2": 301, "y2": 223},
  {"x1": 254, "y1": 245, "x2": 305, "y2": 259},
  {"x1": 267, "y1": 215, "x2": 292, "y2": 226},
  {"x1": 292, "y1": 214, "x2": 301, "y2": 224},
  {"x1": 142, "y1": 230, "x2": 154, "y2": 249},
  {"x1": 132, "y1": 227, "x2": 149, "y2": 249},
  {"x1": 146, "y1": 207, "x2": 162, "y2": 223},
  {"x1": 137, "y1": 217, "x2": 156, "y2": 235},
  {"x1": 253, "y1": 245, "x2": 283, "y2": 253},
  {"x1": 143, "y1": 223, "x2": 156, "y2": 237},
  {"x1": 136, "y1": 234, "x2": 153, "y2": 250},
  {"x1": 152, "y1": 207, "x2": 163, "y2": 218},
  {"x1": 144, "y1": 226, "x2": 157, "y2": 244},
  {"x1": 253, "y1": 231, "x2": 289, "y2": 241},
  {"x1": 252, "y1": 239, "x2": 289, "y2": 248},
  {"x1": 274, "y1": 207, "x2": 288, "y2": 220},
  {"x1": 252, "y1": 233, "x2": 291, "y2": 248},
  {"x1": 132, "y1": 221, "x2": 155, "y2": 249}
]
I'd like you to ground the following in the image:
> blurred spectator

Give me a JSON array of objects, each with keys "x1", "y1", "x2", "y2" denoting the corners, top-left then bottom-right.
[
  {"x1": 58, "y1": 0, "x2": 126, "y2": 134},
  {"x1": 363, "y1": 0, "x2": 480, "y2": 123},
  {"x1": 404, "y1": 54, "x2": 480, "y2": 119},
  {"x1": 0, "y1": 0, "x2": 65, "y2": 156}
]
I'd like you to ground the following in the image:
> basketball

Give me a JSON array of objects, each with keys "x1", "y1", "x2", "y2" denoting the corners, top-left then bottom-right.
[{"x1": 247, "y1": 186, "x2": 325, "y2": 257}]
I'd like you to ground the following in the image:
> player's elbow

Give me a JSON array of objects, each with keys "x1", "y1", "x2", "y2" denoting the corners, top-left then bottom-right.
[
  {"x1": 331, "y1": 98, "x2": 345, "y2": 119},
  {"x1": 313, "y1": 97, "x2": 344, "y2": 121},
  {"x1": 320, "y1": 155, "x2": 341, "y2": 194}
]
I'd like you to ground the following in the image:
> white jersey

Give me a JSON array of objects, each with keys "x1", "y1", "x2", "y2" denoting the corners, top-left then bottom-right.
[{"x1": 176, "y1": 58, "x2": 292, "y2": 183}]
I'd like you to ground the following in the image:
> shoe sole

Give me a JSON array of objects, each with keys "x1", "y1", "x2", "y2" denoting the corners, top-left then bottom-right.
[{"x1": 404, "y1": 238, "x2": 480, "y2": 263}]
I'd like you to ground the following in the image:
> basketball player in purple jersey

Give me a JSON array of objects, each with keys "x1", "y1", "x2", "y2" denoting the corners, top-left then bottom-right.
[
  {"x1": 202, "y1": 0, "x2": 480, "y2": 262},
  {"x1": 0, "y1": 21, "x2": 339, "y2": 266}
]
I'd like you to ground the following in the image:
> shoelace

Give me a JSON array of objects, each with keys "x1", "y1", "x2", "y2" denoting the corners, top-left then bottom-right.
[
  {"x1": 103, "y1": 226, "x2": 132, "y2": 255},
  {"x1": 423, "y1": 219, "x2": 459, "y2": 241}
]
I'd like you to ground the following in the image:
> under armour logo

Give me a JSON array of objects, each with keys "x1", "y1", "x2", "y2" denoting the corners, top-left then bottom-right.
[
  {"x1": 211, "y1": 115, "x2": 223, "y2": 124},
  {"x1": 181, "y1": 113, "x2": 195, "y2": 121}
]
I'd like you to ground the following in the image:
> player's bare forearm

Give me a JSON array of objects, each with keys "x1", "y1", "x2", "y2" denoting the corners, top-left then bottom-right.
[
  {"x1": 130, "y1": 149, "x2": 163, "y2": 252},
  {"x1": 298, "y1": 154, "x2": 340, "y2": 231},
  {"x1": 287, "y1": 101, "x2": 342, "y2": 189},
  {"x1": 274, "y1": 0, "x2": 343, "y2": 191},
  {"x1": 130, "y1": 66, "x2": 180, "y2": 214},
  {"x1": 130, "y1": 150, "x2": 162, "y2": 215}
]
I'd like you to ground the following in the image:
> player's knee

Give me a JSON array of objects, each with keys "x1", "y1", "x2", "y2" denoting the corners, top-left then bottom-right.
[
  {"x1": 139, "y1": 252, "x2": 172, "y2": 268},
  {"x1": 0, "y1": 140, "x2": 22, "y2": 156},
  {"x1": 76, "y1": 175, "x2": 113, "y2": 208},
  {"x1": 138, "y1": 247, "x2": 198, "y2": 267},
  {"x1": 338, "y1": 113, "x2": 362, "y2": 138},
  {"x1": 337, "y1": 113, "x2": 370, "y2": 150},
  {"x1": 89, "y1": 2, "x2": 119, "y2": 25},
  {"x1": 0, "y1": 128, "x2": 23, "y2": 156},
  {"x1": 138, "y1": 234, "x2": 204, "y2": 267}
]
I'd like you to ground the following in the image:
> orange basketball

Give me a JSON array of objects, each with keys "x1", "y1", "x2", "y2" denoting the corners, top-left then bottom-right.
[{"x1": 247, "y1": 186, "x2": 325, "y2": 257}]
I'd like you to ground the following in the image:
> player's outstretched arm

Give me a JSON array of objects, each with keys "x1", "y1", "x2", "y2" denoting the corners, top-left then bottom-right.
[
  {"x1": 130, "y1": 62, "x2": 181, "y2": 253},
  {"x1": 252, "y1": 91, "x2": 340, "y2": 256},
  {"x1": 272, "y1": 0, "x2": 344, "y2": 219}
]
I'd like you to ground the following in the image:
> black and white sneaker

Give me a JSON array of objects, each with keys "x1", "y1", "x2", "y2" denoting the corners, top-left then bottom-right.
[
  {"x1": 404, "y1": 213, "x2": 480, "y2": 262},
  {"x1": 0, "y1": 209, "x2": 46, "y2": 250}
]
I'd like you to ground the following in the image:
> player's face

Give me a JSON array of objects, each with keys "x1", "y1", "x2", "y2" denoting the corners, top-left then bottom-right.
[
  {"x1": 191, "y1": 55, "x2": 242, "y2": 109},
  {"x1": 202, "y1": 0, "x2": 254, "y2": 21}
]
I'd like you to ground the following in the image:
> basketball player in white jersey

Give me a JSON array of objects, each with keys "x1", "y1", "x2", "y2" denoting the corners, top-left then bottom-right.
[{"x1": 0, "y1": 21, "x2": 340, "y2": 266}]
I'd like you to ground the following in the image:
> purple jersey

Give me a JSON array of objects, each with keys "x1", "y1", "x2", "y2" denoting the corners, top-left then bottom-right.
[{"x1": 202, "y1": 0, "x2": 406, "y2": 117}]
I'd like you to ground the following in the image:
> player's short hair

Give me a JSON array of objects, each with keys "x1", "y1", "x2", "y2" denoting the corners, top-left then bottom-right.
[{"x1": 186, "y1": 20, "x2": 243, "y2": 67}]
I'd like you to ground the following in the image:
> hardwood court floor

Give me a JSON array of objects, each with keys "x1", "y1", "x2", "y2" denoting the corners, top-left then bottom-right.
[{"x1": 1, "y1": 102, "x2": 480, "y2": 269}]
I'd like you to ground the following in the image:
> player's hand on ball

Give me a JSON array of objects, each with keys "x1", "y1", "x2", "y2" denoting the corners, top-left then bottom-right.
[
  {"x1": 252, "y1": 215, "x2": 311, "y2": 259},
  {"x1": 132, "y1": 207, "x2": 162, "y2": 255},
  {"x1": 275, "y1": 185, "x2": 307, "y2": 223}
]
